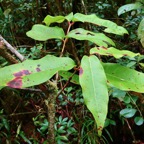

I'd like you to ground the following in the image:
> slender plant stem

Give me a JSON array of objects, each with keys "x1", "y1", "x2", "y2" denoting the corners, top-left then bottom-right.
[{"x1": 0, "y1": 35, "x2": 25, "y2": 61}]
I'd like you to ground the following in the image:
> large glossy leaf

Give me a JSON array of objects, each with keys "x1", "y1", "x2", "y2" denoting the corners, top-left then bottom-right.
[
  {"x1": 67, "y1": 28, "x2": 115, "y2": 47},
  {"x1": 90, "y1": 47, "x2": 139, "y2": 58},
  {"x1": 118, "y1": 2, "x2": 143, "y2": 16},
  {"x1": 103, "y1": 63, "x2": 144, "y2": 93},
  {"x1": 0, "y1": 55, "x2": 75, "y2": 88},
  {"x1": 138, "y1": 18, "x2": 144, "y2": 47},
  {"x1": 73, "y1": 13, "x2": 128, "y2": 35},
  {"x1": 79, "y1": 55, "x2": 108, "y2": 136},
  {"x1": 26, "y1": 24, "x2": 65, "y2": 41}
]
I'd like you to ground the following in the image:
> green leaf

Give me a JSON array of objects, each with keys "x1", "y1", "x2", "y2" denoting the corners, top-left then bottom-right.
[
  {"x1": 0, "y1": 55, "x2": 75, "y2": 88},
  {"x1": 138, "y1": 18, "x2": 144, "y2": 47},
  {"x1": 65, "y1": 12, "x2": 74, "y2": 21},
  {"x1": 120, "y1": 108, "x2": 137, "y2": 118},
  {"x1": 90, "y1": 47, "x2": 139, "y2": 58},
  {"x1": 59, "y1": 71, "x2": 79, "y2": 85},
  {"x1": 73, "y1": 13, "x2": 128, "y2": 35},
  {"x1": 43, "y1": 15, "x2": 65, "y2": 26},
  {"x1": 103, "y1": 63, "x2": 144, "y2": 93},
  {"x1": 118, "y1": 2, "x2": 143, "y2": 16},
  {"x1": 67, "y1": 28, "x2": 115, "y2": 47},
  {"x1": 134, "y1": 116, "x2": 144, "y2": 126},
  {"x1": 43, "y1": 13, "x2": 74, "y2": 26},
  {"x1": 26, "y1": 24, "x2": 65, "y2": 41},
  {"x1": 79, "y1": 55, "x2": 108, "y2": 136},
  {"x1": 112, "y1": 88, "x2": 126, "y2": 99}
]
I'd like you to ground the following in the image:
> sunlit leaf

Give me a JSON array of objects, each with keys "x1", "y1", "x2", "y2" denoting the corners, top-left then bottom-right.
[
  {"x1": 90, "y1": 47, "x2": 139, "y2": 58},
  {"x1": 103, "y1": 63, "x2": 144, "y2": 93},
  {"x1": 118, "y1": 2, "x2": 143, "y2": 16},
  {"x1": 67, "y1": 28, "x2": 115, "y2": 47},
  {"x1": 0, "y1": 55, "x2": 75, "y2": 88},
  {"x1": 26, "y1": 24, "x2": 65, "y2": 41},
  {"x1": 79, "y1": 55, "x2": 108, "y2": 136},
  {"x1": 73, "y1": 13, "x2": 128, "y2": 35}
]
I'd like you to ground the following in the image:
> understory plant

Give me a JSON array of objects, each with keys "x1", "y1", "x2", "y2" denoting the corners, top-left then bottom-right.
[{"x1": 0, "y1": 12, "x2": 144, "y2": 139}]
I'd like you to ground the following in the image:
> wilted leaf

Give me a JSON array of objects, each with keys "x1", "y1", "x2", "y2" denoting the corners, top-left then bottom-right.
[
  {"x1": 79, "y1": 55, "x2": 108, "y2": 136},
  {"x1": 67, "y1": 28, "x2": 115, "y2": 47},
  {"x1": 26, "y1": 24, "x2": 65, "y2": 41},
  {"x1": 0, "y1": 55, "x2": 75, "y2": 88},
  {"x1": 118, "y1": 2, "x2": 143, "y2": 16},
  {"x1": 90, "y1": 47, "x2": 139, "y2": 58},
  {"x1": 73, "y1": 13, "x2": 128, "y2": 35},
  {"x1": 103, "y1": 63, "x2": 144, "y2": 93}
]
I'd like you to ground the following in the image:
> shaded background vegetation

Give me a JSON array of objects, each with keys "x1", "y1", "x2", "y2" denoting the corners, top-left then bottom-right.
[{"x1": 0, "y1": 0, "x2": 144, "y2": 144}]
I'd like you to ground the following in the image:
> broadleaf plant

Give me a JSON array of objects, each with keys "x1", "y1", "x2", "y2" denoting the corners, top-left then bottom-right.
[{"x1": 1, "y1": 12, "x2": 144, "y2": 137}]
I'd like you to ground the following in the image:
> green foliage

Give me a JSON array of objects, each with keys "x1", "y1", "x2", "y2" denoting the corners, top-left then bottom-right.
[
  {"x1": 79, "y1": 55, "x2": 108, "y2": 136},
  {"x1": 1, "y1": 8, "x2": 144, "y2": 140},
  {"x1": 134, "y1": 116, "x2": 144, "y2": 125},
  {"x1": 103, "y1": 63, "x2": 144, "y2": 93},
  {"x1": 26, "y1": 24, "x2": 65, "y2": 41},
  {"x1": 118, "y1": 1, "x2": 144, "y2": 47},
  {"x1": 55, "y1": 116, "x2": 77, "y2": 144},
  {"x1": 120, "y1": 108, "x2": 137, "y2": 118},
  {"x1": 138, "y1": 18, "x2": 144, "y2": 47},
  {"x1": 0, "y1": 55, "x2": 75, "y2": 88},
  {"x1": 90, "y1": 47, "x2": 139, "y2": 58},
  {"x1": 118, "y1": 2, "x2": 144, "y2": 16},
  {"x1": 67, "y1": 28, "x2": 115, "y2": 47}
]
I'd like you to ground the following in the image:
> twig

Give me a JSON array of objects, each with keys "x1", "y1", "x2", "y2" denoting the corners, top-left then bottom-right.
[
  {"x1": 0, "y1": 41, "x2": 19, "y2": 64},
  {"x1": 0, "y1": 35, "x2": 25, "y2": 61},
  {"x1": 57, "y1": 70, "x2": 77, "y2": 97}
]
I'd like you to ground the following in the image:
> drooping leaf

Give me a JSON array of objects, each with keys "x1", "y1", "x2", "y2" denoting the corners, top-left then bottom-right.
[
  {"x1": 79, "y1": 55, "x2": 108, "y2": 136},
  {"x1": 103, "y1": 63, "x2": 144, "y2": 93},
  {"x1": 138, "y1": 18, "x2": 144, "y2": 47},
  {"x1": 134, "y1": 116, "x2": 144, "y2": 126},
  {"x1": 90, "y1": 47, "x2": 139, "y2": 58},
  {"x1": 67, "y1": 28, "x2": 115, "y2": 47},
  {"x1": 43, "y1": 15, "x2": 65, "y2": 26},
  {"x1": 118, "y1": 2, "x2": 143, "y2": 16},
  {"x1": 0, "y1": 55, "x2": 75, "y2": 88},
  {"x1": 26, "y1": 24, "x2": 65, "y2": 41},
  {"x1": 73, "y1": 13, "x2": 128, "y2": 35},
  {"x1": 120, "y1": 108, "x2": 137, "y2": 118},
  {"x1": 59, "y1": 71, "x2": 79, "y2": 85}
]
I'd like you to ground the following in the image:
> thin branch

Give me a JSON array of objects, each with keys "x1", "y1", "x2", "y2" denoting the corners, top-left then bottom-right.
[
  {"x1": 0, "y1": 35, "x2": 25, "y2": 62},
  {"x1": 0, "y1": 41, "x2": 19, "y2": 64}
]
